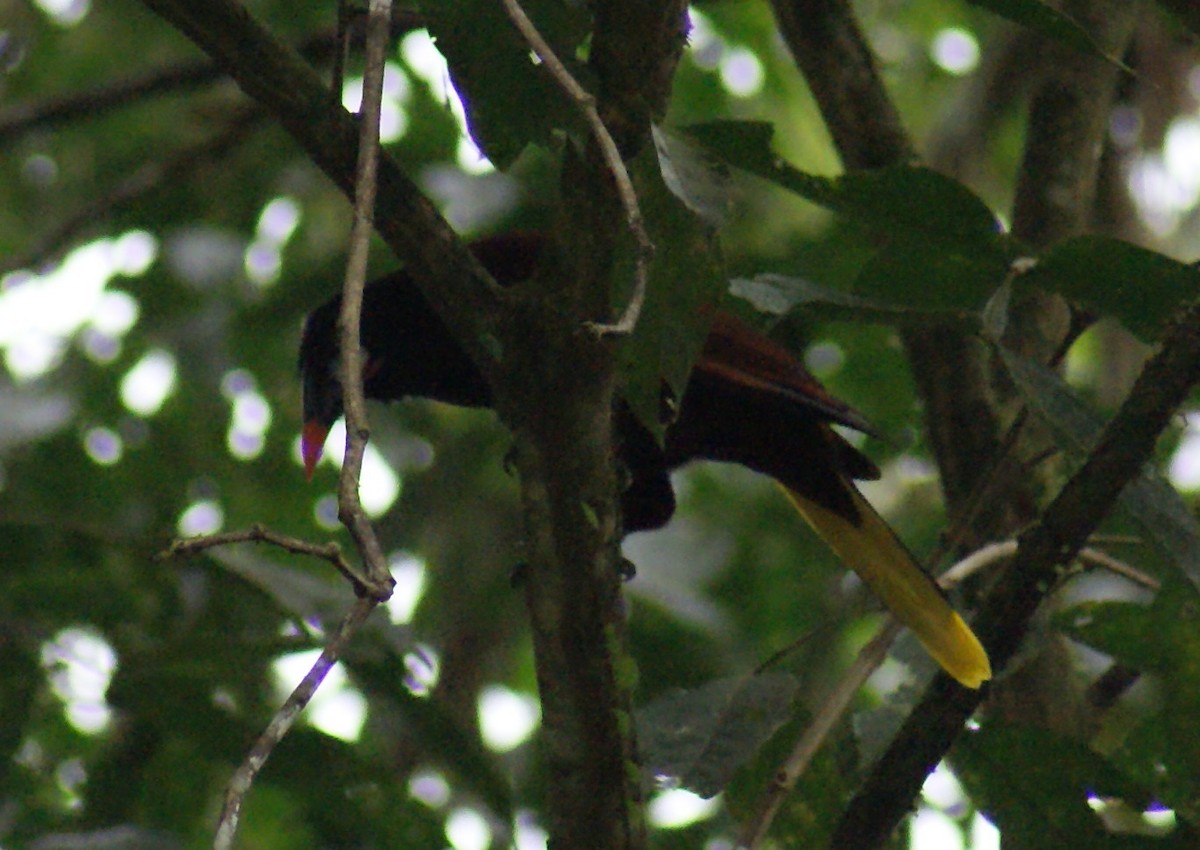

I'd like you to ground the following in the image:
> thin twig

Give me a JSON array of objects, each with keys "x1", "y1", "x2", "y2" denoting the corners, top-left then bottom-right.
[
  {"x1": 738, "y1": 619, "x2": 901, "y2": 849},
  {"x1": 209, "y1": 7, "x2": 394, "y2": 846},
  {"x1": 739, "y1": 537, "x2": 1013, "y2": 848},
  {"x1": 499, "y1": 0, "x2": 652, "y2": 336},
  {"x1": 212, "y1": 594, "x2": 376, "y2": 850},
  {"x1": 335, "y1": 0, "x2": 395, "y2": 599},
  {"x1": 738, "y1": 530, "x2": 1160, "y2": 847},
  {"x1": 158, "y1": 523, "x2": 369, "y2": 592}
]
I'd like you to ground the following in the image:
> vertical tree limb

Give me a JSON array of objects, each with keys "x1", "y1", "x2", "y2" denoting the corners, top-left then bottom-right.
[{"x1": 335, "y1": 0, "x2": 393, "y2": 596}]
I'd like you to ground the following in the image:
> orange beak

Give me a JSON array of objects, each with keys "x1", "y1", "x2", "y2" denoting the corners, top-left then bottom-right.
[{"x1": 302, "y1": 420, "x2": 330, "y2": 480}]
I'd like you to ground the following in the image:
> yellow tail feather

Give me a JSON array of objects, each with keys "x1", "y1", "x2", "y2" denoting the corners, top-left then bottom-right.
[{"x1": 781, "y1": 485, "x2": 991, "y2": 689}]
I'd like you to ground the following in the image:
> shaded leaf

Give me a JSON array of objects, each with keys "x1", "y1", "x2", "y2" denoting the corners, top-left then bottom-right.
[
  {"x1": 1058, "y1": 580, "x2": 1200, "y2": 827},
  {"x1": 652, "y1": 124, "x2": 734, "y2": 228},
  {"x1": 1022, "y1": 236, "x2": 1200, "y2": 342},
  {"x1": 637, "y1": 671, "x2": 799, "y2": 797},
  {"x1": 954, "y1": 722, "x2": 1175, "y2": 849},
  {"x1": 425, "y1": 0, "x2": 588, "y2": 167},
  {"x1": 722, "y1": 703, "x2": 857, "y2": 849},
  {"x1": 854, "y1": 234, "x2": 1011, "y2": 313},
  {"x1": 967, "y1": 0, "x2": 1130, "y2": 68},
  {"x1": 682, "y1": 120, "x2": 1005, "y2": 242},
  {"x1": 999, "y1": 349, "x2": 1200, "y2": 590},
  {"x1": 614, "y1": 145, "x2": 725, "y2": 438},
  {"x1": 728, "y1": 273, "x2": 962, "y2": 324}
]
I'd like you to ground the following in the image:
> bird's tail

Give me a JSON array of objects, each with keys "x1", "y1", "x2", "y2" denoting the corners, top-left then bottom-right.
[{"x1": 781, "y1": 484, "x2": 991, "y2": 689}]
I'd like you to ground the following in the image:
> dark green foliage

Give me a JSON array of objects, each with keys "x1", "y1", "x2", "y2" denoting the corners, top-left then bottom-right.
[{"x1": 4, "y1": 1, "x2": 1200, "y2": 848}]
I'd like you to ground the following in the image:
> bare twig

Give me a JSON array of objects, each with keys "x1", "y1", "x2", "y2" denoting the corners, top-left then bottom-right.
[
  {"x1": 335, "y1": 0, "x2": 395, "y2": 599},
  {"x1": 158, "y1": 523, "x2": 369, "y2": 591},
  {"x1": 212, "y1": 594, "x2": 376, "y2": 850},
  {"x1": 740, "y1": 524, "x2": 1165, "y2": 847},
  {"x1": 739, "y1": 536, "x2": 1016, "y2": 848},
  {"x1": 738, "y1": 618, "x2": 900, "y2": 849},
  {"x1": 499, "y1": 0, "x2": 652, "y2": 336}
]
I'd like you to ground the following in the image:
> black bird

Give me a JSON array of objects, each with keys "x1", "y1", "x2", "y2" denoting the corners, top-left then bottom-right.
[{"x1": 298, "y1": 233, "x2": 990, "y2": 688}]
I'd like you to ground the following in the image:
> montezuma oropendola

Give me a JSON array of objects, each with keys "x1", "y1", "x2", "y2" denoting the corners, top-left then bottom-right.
[{"x1": 298, "y1": 232, "x2": 990, "y2": 688}]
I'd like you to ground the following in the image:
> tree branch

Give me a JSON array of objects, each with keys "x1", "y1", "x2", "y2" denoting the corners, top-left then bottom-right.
[
  {"x1": 334, "y1": 0, "x2": 394, "y2": 598},
  {"x1": 830, "y1": 293, "x2": 1200, "y2": 847},
  {"x1": 769, "y1": 1, "x2": 1140, "y2": 845},
  {"x1": 0, "y1": 13, "x2": 424, "y2": 144},
  {"x1": 137, "y1": 0, "x2": 507, "y2": 384}
]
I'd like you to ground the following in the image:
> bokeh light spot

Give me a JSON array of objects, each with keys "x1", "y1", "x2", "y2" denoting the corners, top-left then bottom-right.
[
  {"x1": 178, "y1": 499, "x2": 224, "y2": 536},
  {"x1": 648, "y1": 788, "x2": 720, "y2": 829},
  {"x1": 478, "y1": 685, "x2": 540, "y2": 752},
  {"x1": 719, "y1": 47, "x2": 764, "y2": 98},
  {"x1": 84, "y1": 427, "x2": 123, "y2": 466},
  {"x1": 41, "y1": 627, "x2": 116, "y2": 734},
  {"x1": 445, "y1": 807, "x2": 490, "y2": 850},
  {"x1": 931, "y1": 28, "x2": 980, "y2": 76},
  {"x1": 120, "y1": 349, "x2": 177, "y2": 416}
]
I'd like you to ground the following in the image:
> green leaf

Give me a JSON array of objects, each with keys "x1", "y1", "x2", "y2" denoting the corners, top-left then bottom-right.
[
  {"x1": 637, "y1": 671, "x2": 799, "y2": 797},
  {"x1": 955, "y1": 722, "x2": 1169, "y2": 849},
  {"x1": 1022, "y1": 235, "x2": 1200, "y2": 342},
  {"x1": 853, "y1": 233, "x2": 1012, "y2": 313},
  {"x1": 425, "y1": 0, "x2": 588, "y2": 167},
  {"x1": 729, "y1": 273, "x2": 928, "y2": 323},
  {"x1": 1154, "y1": 0, "x2": 1200, "y2": 38},
  {"x1": 683, "y1": 120, "x2": 1015, "y2": 313},
  {"x1": 998, "y1": 349, "x2": 1200, "y2": 592},
  {"x1": 1059, "y1": 580, "x2": 1200, "y2": 827},
  {"x1": 966, "y1": 0, "x2": 1131, "y2": 68},
  {"x1": 722, "y1": 704, "x2": 857, "y2": 849},
  {"x1": 614, "y1": 145, "x2": 726, "y2": 438},
  {"x1": 682, "y1": 120, "x2": 1005, "y2": 242},
  {"x1": 651, "y1": 124, "x2": 734, "y2": 228},
  {"x1": 728, "y1": 271, "x2": 987, "y2": 328}
]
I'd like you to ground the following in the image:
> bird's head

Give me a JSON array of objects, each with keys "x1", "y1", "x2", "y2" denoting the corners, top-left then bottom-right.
[
  {"x1": 298, "y1": 232, "x2": 546, "y2": 479},
  {"x1": 298, "y1": 297, "x2": 346, "y2": 479}
]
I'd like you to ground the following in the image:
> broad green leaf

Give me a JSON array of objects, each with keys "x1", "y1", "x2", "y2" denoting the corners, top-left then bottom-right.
[
  {"x1": 425, "y1": 0, "x2": 588, "y2": 167},
  {"x1": 853, "y1": 233, "x2": 1012, "y2": 313},
  {"x1": 728, "y1": 271, "x2": 987, "y2": 330},
  {"x1": 683, "y1": 120, "x2": 1015, "y2": 313},
  {"x1": 1021, "y1": 235, "x2": 1200, "y2": 342},
  {"x1": 637, "y1": 671, "x2": 799, "y2": 797},
  {"x1": 682, "y1": 120, "x2": 1005, "y2": 242},
  {"x1": 614, "y1": 145, "x2": 725, "y2": 437}
]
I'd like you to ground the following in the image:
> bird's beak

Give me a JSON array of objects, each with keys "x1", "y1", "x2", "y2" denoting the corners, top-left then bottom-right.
[{"x1": 302, "y1": 420, "x2": 330, "y2": 480}]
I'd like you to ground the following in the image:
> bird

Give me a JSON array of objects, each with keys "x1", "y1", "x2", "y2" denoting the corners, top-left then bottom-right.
[{"x1": 298, "y1": 232, "x2": 991, "y2": 688}]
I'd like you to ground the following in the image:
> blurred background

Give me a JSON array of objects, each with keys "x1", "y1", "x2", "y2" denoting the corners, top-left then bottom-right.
[{"x1": 2, "y1": 0, "x2": 1199, "y2": 847}]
